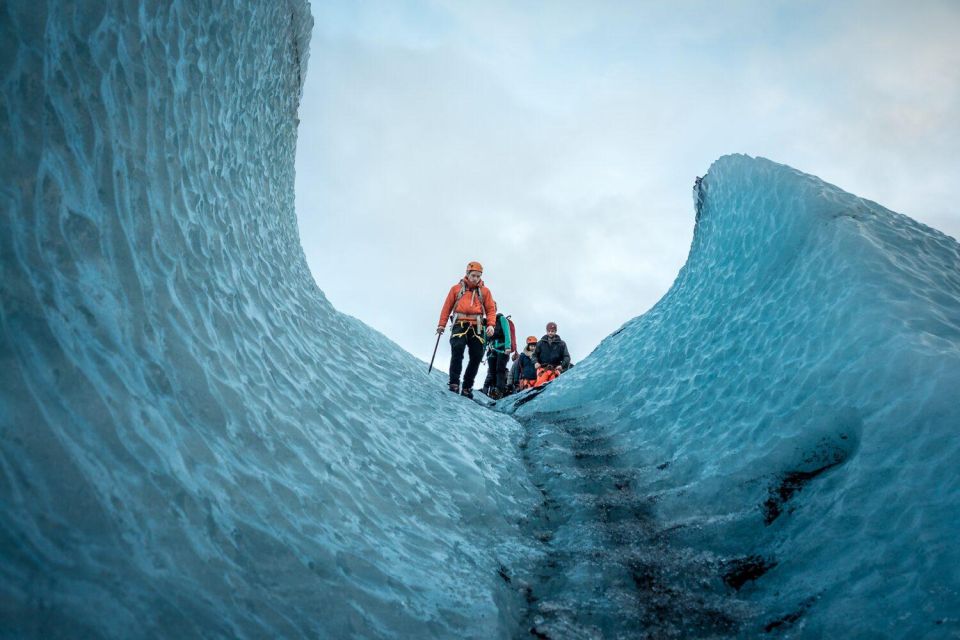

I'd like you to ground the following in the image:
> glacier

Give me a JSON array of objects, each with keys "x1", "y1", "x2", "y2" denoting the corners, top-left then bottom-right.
[
  {"x1": 2, "y1": 2, "x2": 959, "y2": 640},
  {"x1": 500, "y1": 155, "x2": 960, "y2": 637},
  {"x1": 0, "y1": 2, "x2": 537, "y2": 638}
]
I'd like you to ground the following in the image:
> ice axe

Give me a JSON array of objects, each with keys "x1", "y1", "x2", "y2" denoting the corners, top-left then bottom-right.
[{"x1": 427, "y1": 329, "x2": 442, "y2": 373}]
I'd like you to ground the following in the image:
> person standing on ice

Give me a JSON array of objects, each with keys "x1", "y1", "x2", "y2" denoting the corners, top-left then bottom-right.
[
  {"x1": 437, "y1": 262, "x2": 497, "y2": 399},
  {"x1": 533, "y1": 321, "x2": 571, "y2": 387},
  {"x1": 481, "y1": 308, "x2": 517, "y2": 399},
  {"x1": 515, "y1": 336, "x2": 539, "y2": 390}
]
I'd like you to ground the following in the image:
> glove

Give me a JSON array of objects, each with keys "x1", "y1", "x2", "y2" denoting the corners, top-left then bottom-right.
[
  {"x1": 436, "y1": 326, "x2": 444, "y2": 335},
  {"x1": 485, "y1": 326, "x2": 494, "y2": 337}
]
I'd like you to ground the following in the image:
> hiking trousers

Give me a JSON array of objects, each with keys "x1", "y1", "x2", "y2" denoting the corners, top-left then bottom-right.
[
  {"x1": 449, "y1": 322, "x2": 485, "y2": 390},
  {"x1": 483, "y1": 351, "x2": 509, "y2": 392}
]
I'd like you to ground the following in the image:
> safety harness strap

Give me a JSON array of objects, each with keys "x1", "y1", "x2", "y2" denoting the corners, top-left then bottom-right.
[
  {"x1": 452, "y1": 321, "x2": 485, "y2": 343},
  {"x1": 450, "y1": 281, "x2": 486, "y2": 329}
]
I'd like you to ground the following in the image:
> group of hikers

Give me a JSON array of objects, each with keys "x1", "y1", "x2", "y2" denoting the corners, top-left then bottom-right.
[{"x1": 435, "y1": 261, "x2": 571, "y2": 400}]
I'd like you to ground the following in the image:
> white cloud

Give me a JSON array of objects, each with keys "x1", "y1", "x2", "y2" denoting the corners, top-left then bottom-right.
[{"x1": 296, "y1": 0, "x2": 960, "y2": 371}]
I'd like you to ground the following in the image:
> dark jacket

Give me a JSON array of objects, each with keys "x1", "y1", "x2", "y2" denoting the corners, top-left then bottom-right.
[
  {"x1": 517, "y1": 351, "x2": 537, "y2": 380},
  {"x1": 533, "y1": 335, "x2": 570, "y2": 369}
]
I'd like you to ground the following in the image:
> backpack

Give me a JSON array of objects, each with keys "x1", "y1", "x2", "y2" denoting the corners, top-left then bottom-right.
[{"x1": 490, "y1": 313, "x2": 513, "y2": 353}]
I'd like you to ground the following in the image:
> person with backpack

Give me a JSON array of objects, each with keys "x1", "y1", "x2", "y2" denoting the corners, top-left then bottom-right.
[
  {"x1": 437, "y1": 261, "x2": 497, "y2": 399},
  {"x1": 515, "y1": 336, "x2": 539, "y2": 390},
  {"x1": 481, "y1": 310, "x2": 516, "y2": 399},
  {"x1": 533, "y1": 321, "x2": 571, "y2": 388}
]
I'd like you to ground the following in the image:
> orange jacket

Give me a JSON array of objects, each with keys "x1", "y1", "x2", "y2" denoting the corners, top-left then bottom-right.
[{"x1": 438, "y1": 279, "x2": 497, "y2": 328}]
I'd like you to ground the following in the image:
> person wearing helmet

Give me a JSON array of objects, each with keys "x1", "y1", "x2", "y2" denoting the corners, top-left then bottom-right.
[
  {"x1": 437, "y1": 261, "x2": 497, "y2": 399},
  {"x1": 533, "y1": 322, "x2": 571, "y2": 387},
  {"x1": 514, "y1": 335, "x2": 539, "y2": 390}
]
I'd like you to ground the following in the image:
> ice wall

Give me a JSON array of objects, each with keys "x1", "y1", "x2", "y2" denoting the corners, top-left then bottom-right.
[
  {"x1": 0, "y1": 3, "x2": 535, "y2": 638},
  {"x1": 515, "y1": 155, "x2": 960, "y2": 636}
]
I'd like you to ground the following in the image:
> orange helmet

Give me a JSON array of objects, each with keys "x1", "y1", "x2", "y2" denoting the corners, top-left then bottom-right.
[
  {"x1": 466, "y1": 261, "x2": 483, "y2": 274},
  {"x1": 526, "y1": 336, "x2": 537, "y2": 345}
]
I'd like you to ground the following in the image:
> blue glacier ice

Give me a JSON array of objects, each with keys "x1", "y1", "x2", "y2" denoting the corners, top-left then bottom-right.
[
  {"x1": 501, "y1": 155, "x2": 960, "y2": 637},
  {"x1": 2, "y1": 1, "x2": 960, "y2": 639},
  {"x1": 0, "y1": 2, "x2": 537, "y2": 638}
]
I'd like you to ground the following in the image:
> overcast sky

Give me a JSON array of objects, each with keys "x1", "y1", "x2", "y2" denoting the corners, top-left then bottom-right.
[{"x1": 295, "y1": 0, "x2": 960, "y2": 370}]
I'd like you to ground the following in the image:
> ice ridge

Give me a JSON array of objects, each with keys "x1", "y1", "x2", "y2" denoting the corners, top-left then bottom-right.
[
  {"x1": 510, "y1": 154, "x2": 960, "y2": 636},
  {"x1": 0, "y1": 3, "x2": 536, "y2": 638}
]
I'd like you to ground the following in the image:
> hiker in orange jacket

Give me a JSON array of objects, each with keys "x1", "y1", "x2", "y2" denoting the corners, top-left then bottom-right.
[{"x1": 437, "y1": 261, "x2": 497, "y2": 399}]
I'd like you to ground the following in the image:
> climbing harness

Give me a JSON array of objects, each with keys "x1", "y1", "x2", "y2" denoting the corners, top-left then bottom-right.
[
  {"x1": 450, "y1": 280, "x2": 486, "y2": 329},
  {"x1": 448, "y1": 281, "x2": 487, "y2": 343},
  {"x1": 452, "y1": 321, "x2": 485, "y2": 344}
]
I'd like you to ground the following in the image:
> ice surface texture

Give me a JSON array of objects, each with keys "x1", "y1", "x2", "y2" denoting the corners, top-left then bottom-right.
[
  {"x1": 0, "y1": 2, "x2": 536, "y2": 638},
  {"x1": 517, "y1": 155, "x2": 960, "y2": 636},
  {"x1": 5, "y1": 1, "x2": 960, "y2": 638}
]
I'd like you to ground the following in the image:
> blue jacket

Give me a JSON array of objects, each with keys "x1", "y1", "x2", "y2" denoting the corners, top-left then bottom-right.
[{"x1": 517, "y1": 351, "x2": 537, "y2": 380}]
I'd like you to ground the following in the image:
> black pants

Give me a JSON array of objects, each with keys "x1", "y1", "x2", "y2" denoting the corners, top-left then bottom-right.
[
  {"x1": 449, "y1": 323, "x2": 485, "y2": 389},
  {"x1": 483, "y1": 351, "x2": 509, "y2": 392}
]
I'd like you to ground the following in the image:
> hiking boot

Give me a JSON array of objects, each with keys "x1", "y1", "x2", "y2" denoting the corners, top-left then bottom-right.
[
  {"x1": 460, "y1": 388, "x2": 474, "y2": 399},
  {"x1": 448, "y1": 382, "x2": 460, "y2": 394},
  {"x1": 488, "y1": 388, "x2": 502, "y2": 400}
]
